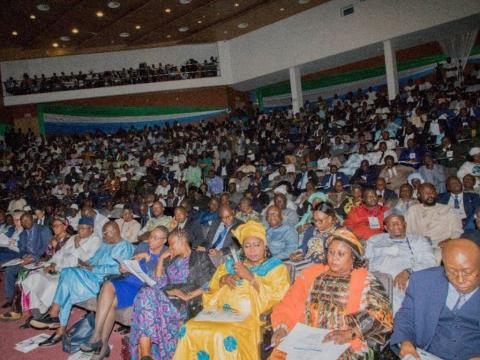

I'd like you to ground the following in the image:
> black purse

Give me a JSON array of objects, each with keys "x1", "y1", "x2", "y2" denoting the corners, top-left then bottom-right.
[{"x1": 62, "y1": 312, "x2": 96, "y2": 353}]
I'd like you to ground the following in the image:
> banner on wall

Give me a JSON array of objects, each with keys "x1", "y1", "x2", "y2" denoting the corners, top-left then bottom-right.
[{"x1": 37, "y1": 105, "x2": 227, "y2": 135}]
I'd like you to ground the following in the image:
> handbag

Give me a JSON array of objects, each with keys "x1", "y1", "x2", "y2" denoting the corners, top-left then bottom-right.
[{"x1": 62, "y1": 312, "x2": 96, "y2": 353}]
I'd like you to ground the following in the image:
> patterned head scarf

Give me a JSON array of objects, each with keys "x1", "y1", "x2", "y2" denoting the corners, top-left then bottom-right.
[
  {"x1": 232, "y1": 220, "x2": 266, "y2": 245},
  {"x1": 329, "y1": 228, "x2": 364, "y2": 259}
]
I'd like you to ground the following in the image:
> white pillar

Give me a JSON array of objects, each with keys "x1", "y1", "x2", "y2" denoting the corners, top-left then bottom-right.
[
  {"x1": 289, "y1": 67, "x2": 303, "y2": 114},
  {"x1": 383, "y1": 39, "x2": 398, "y2": 100}
]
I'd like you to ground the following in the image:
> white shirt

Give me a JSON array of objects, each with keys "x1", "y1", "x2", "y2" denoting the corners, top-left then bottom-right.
[
  {"x1": 447, "y1": 192, "x2": 467, "y2": 220},
  {"x1": 46, "y1": 233, "x2": 102, "y2": 270}
]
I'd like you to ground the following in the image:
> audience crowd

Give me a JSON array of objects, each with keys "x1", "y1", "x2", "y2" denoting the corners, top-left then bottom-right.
[
  {"x1": 3, "y1": 57, "x2": 219, "y2": 96},
  {"x1": 0, "y1": 63, "x2": 479, "y2": 360}
]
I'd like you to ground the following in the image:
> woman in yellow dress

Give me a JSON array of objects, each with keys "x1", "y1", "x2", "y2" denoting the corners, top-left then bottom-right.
[{"x1": 173, "y1": 220, "x2": 290, "y2": 360}]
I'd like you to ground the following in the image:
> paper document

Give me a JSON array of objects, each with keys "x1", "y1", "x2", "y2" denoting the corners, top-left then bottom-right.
[
  {"x1": 23, "y1": 262, "x2": 46, "y2": 270},
  {"x1": 15, "y1": 333, "x2": 50, "y2": 353},
  {"x1": 417, "y1": 348, "x2": 443, "y2": 360},
  {"x1": 120, "y1": 259, "x2": 156, "y2": 287},
  {"x1": 1, "y1": 258, "x2": 23, "y2": 267},
  {"x1": 278, "y1": 323, "x2": 349, "y2": 360},
  {"x1": 194, "y1": 309, "x2": 248, "y2": 323},
  {"x1": 0, "y1": 233, "x2": 18, "y2": 251}
]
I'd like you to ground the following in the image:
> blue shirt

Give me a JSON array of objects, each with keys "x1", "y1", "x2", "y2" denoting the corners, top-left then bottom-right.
[{"x1": 266, "y1": 223, "x2": 298, "y2": 260}]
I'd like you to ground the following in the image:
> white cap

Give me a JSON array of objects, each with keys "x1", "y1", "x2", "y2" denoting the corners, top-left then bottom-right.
[
  {"x1": 469, "y1": 147, "x2": 480, "y2": 156},
  {"x1": 70, "y1": 204, "x2": 79, "y2": 210},
  {"x1": 274, "y1": 185, "x2": 287, "y2": 195}
]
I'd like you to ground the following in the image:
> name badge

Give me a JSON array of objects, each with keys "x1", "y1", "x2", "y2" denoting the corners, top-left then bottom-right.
[
  {"x1": 446, "y1": 150, "x2": 453, "y2": 159},
  {"x1": 368, "y1": 216, "x2": 381, "y2": 229},
  {"x1": 409, "y1": 153, "x2": 416, "y2": 160}
]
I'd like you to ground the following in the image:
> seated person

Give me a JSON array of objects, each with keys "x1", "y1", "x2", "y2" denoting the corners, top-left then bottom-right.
[
  {"x1": 290, "y1": 202, "x2": 340, "y2": 264},
  {"x1": 379, "y1": 155, "x2": 414, "y2": 192},
  {"x1": 265, "y1": 205, "x2": 298, "y2": 260},
  {"x1": 19, "y1": 217, "x2": 101, "y2": 319},
  {"x1": 79, "y1": 226, "x2": 169, "y2": 359},
  {"x1": 375, "y1": 177, "x2": 398, "y2": 207},
  {"x1": 320, "y1": 164, "x2": 349, "y2": 192},
  {"x1": 344, "y1": 188, "x2": 388, "y2": 241},
  {"x1": 115, "y1": 205, "x2": 141, "y2": 243},
  {"x1": 366, "y1": 209, "x2": 436, "y2": 313},
  {"x1": 169, "y1": 206, "x2": 205, "y2": 249},
  {"x1": 393, "y1": 183, "x2": 419, "y2": 216},
  {"x1": 0, "y1": 211, "x2": 23, "y2": 264},
  {"x1": 30, "y1": 221, "x2": 134, "y2": 347},
  {"x1": 391, "y1": 238, "x2": 480, "y2": 360},
  {"x1": 351, "y1": 160, "x2": 379, "y2": 188},
  {"x1": 270, "y1": 229, "x2": 393, "y2": 359},
  {"x1": 129, "y1": 229, "x2": 215, "y2": 360},
  {"x1": 174, "y1": 221, "x2": 290, "y2": 360},
  {"x1": 327, "y1": 179, "x2": 350, "y2": 209},
  {"x1": 235, "y1": 197, "x2": 261, "y2": 223}
]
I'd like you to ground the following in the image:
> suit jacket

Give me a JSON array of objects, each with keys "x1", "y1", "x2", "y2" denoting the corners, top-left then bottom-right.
[
  {"x1": 18, "y1": 224, "x2": 52, "y2": 260},
  {"x1": 205, "y1": 218, "x2": 243, "y2": 254},
  {"x1": 320, "y1": 172, "x2": 349, "y2": 192},
  {"x1": 437, "y1": 192, "x2": 480, "y2": 220},
  {"x1": 377, "y1": 188, "x2": 398, "y2": 205},
  {"x1": 391, "y1": 267, "x2": 480, "y2": 353},
  {"x1": 293, "y1": 171, "x2": 319, "y2": 192},
  {"x1": 182, "y1": 217, "x2": 207, "y2": 249}
]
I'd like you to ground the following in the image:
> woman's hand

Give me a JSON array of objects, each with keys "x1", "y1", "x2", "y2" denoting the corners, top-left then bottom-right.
[
  {"x1": 119, "y1": 264, "x2": 128, "y2": 273},
  {"x1": 233, "y1": 262, "x2": 254, "y2": 282},
  {"x1": 219, "y1": 274, "x2": 237, "y2": 289},
  {"x1": 271, "y1": 327, "x2": 288, "y2": 347},
  {"x1": 323, "y1": 328, "x2": 354, "y2": 345},
  {"x1": 133, "y1": 252, "x2": 150, "y2": 262},
  {"x1": 43, "y1": 263, "x2": 56, "y2": 273},
  {"x1": 166, "y1": 289, "x2": 189, "y2": 301},
  {"x1": 160, "y1": 249, "x2": 173, "y2": 262},
  {"x1": 289, "y1": 249, "x2": 304, "y2": 261}
]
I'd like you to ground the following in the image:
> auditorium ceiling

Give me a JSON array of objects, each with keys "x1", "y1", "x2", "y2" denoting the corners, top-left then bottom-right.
[{"x1": 0, "y1": 0, "x2": 329, "y2": 61}]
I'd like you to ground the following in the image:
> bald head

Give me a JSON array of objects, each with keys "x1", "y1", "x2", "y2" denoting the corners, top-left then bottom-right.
[
  {"x1": 442, "y1": 239, "x2": 480, "y2": 294},
  {"x1": 102, "y1": 221, "x2": 121, "y2": 244}
]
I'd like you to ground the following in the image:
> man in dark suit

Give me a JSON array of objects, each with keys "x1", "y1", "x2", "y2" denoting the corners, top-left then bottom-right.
[
  {"x1": 320, "y1": 164, "x2": 349, "y2": 192},
  {"x1": 293, "y1": 163, "x2": 318, "y2": 196},
  {"x1": 200, "y1": 205, "x2": 242, "y2": 262},
  {"x1": 171, "y1": 206, "x2": 206, "y2": 249},
  {"x1": 3, "y1": 212, "x2": 51, "y2": 307},
  {"x1": 437, "y1": 176, "x2": 480, "y2": 226},
  {"x1": 375, "y1": 177, "x2": 398, "y2": 207},
  {"x1": 391, "y1": 238, "x2": 480, "y2": 360}
]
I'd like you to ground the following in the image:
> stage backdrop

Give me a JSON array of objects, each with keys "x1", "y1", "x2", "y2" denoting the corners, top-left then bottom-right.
[{"x1": 37, "y1": 104, "x2": 227, "y2": 135}]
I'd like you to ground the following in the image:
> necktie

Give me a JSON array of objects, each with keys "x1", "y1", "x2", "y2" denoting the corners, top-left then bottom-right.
[
  {"x1": 212, "y1": 224, "x2": 228, "y2": 249},
  {"x1": 452, "y1": 294, "x2": 466, "y2": 314},
  {"x1": 379, "y1": 152, "x2": 385, "y2": 163},
  {"x1": 454, "y1": 195, "x2": 460, "y2": 209},
  {"x1": 330, "y1": 174, "x2": 337, "y2": 188}
]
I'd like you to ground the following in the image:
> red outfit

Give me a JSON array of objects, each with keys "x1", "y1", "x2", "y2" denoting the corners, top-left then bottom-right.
[{"x1": 344, "y1": 204, "x2": 387, "y2": 241}]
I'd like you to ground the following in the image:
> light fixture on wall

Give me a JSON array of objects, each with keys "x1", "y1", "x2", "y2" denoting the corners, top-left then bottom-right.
[
  {"x1": 119, "y1": 32, "x2": 130, "y2": 38},
  {"x1": 52, "y1": 42, "x2": 59, "y2": 48},
  {"x1": 237, "y1": 23, "x2": 248, "y2": 29},
  {"x1": 60, "y1": 36, "x2": 70, "y2": 41},
  {"x1": 96, "y1": 11, "x2": 104, "y2": 17},
  {"x1": 165, "y1": 8, "x2": 172, "y2": 13},
  {"x1": 37, "y1": 3, "x2": 50, "y2": 11},
  {"x1": 179, "y1": 0, "x2": 192, "y2": 4},
  {"x1": 178, "y1": 26, "x2": 189, "y2": 32},
  {"x1": 12, "y1": 31, "x2": 18, "y2": 36},
  {"x1": 108, "y1": 1, "x2": 121, "y2": 9},
  {"x1": 30, "y1": 14, "x2": 37, "y2": 20},
  {"x1": 135, "y1": 25, "x2": 141, "y2": 30},
  {"x1": 71, "y1": 27, "x2": 79, "y2": 34}
]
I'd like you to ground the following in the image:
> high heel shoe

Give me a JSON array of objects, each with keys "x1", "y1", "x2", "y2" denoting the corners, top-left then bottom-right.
[
  {"x1": 79, "y1": 340, "x2": 103, "y2": 353},
  {"x1": 92, "y1": 345, "x2": 111, "y2": 360}
]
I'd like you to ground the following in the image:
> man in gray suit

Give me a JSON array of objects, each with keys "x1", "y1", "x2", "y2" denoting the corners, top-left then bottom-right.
[{"x1": 198, "y1": 206, "x2": 243, "y2": 264}]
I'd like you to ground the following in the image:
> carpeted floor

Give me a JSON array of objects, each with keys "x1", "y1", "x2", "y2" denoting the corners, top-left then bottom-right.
[{"x1": 0, "y1": 273, "x2": 125, "y2": 360}]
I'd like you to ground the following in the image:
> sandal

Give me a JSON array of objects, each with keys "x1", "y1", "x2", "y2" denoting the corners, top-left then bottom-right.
[{"x1": 0, "y1": 311, "x2": 22, "y2": 321}]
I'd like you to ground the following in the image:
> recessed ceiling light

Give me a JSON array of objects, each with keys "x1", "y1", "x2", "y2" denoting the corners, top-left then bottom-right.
[
  {"x1": 30, "y1": 14, "x2": 37, "y2": 20},
  {"x1": 107, "y1": 1, "x2": 120, "y2": 9},
  {"x1": 179, "y1": 0, "x2": 191, "y2": 4},
  {"x1": 12, "y1": 31, "x2": 18, "y2": 36},
  {"x1": 197, "y1": 20, "x2": 202, "y2": 24},
  {"x1": 178, "y1": 26, "x2": 189, "y2": 32},
  {"x1": 60, "y1": 36, "x2": 70, "y2": 41},
  {"x1": 119, "y1": 32, "x2": 130, "y2": 38},
  {"x1": 165, "y1": 8, "x2": 171, "y2": 13},
  {"x1": 234, "y1": 2, "x2": 239, "y2": 7},
  {"x1": 280, "y1": 7, "x2": 285, "y2": 11},
  {"x1": 135, "y1": 25, "x2": 141, "y2": 30},
  {"x1": 166, "y1": 34, "x2": 172, "y2": 38},
  {"x1": 52, "y1": 42, "x2": 59, "y2": 48},
  {"x1": 36, "y1": 4, "x2": 50, "y2": 11},
  {"x1": 237, "y1": 22, "x2": 248, "y2": 29},
  {"x1": 298, "y1": 0, "x2": 311, "y2": 4},
  {"x1": 71, "y1": 27, "x2": 79, "y2": 34},
  {"x1": 96, "y1": 11, "x2": 104, "y2": 17}
]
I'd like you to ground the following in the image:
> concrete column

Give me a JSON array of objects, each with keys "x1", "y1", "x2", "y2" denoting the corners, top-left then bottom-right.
[
  {"x1": 383, "y1": 39, "x2": 398, "y2": 100},
  {"x1": 289, "y1": 66, "x2": 303, "y2": 114}
]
